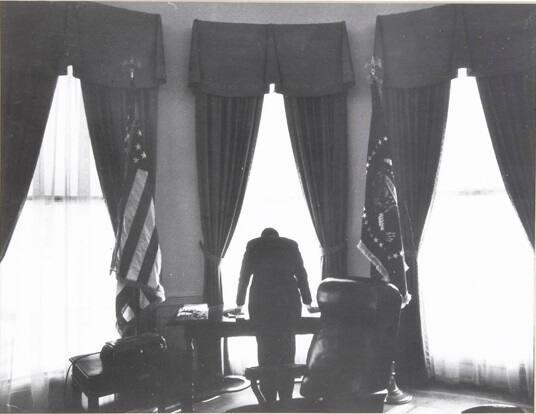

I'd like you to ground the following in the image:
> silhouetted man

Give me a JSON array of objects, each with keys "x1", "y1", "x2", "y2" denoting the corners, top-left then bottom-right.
[{"x1": 236, "y1": 228, "x2": 313, "y2": 403}]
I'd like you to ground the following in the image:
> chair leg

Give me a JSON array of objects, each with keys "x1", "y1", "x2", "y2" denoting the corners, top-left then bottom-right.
[
  {"x1": 71, "y1": 383, "x2": 83, "y2": 411},
  {"x1": 87, "y1": 394, "x2": 99, "y2": 412},
  {"x1": 250, "y1": 379, "x2": 267, "y2": 406}
]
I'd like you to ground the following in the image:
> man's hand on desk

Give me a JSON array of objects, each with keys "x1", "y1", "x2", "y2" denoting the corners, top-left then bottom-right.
[
  {"x1": 305, "y1": 304, "x2": 320, "y2": 314},
  {"x1": 222, "y1": 306, "x2": 245, "y2": 319},
  {"x1": 226, "y1": 305, "x2": 245, "y2": 315}
]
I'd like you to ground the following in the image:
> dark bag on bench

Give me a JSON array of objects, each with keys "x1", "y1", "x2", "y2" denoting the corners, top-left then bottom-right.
[{"x1": 100, "y1": 333, "x2": 167, "y2": 375}]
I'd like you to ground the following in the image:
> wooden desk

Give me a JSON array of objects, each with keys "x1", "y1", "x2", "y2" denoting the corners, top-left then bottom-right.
[{"x1": 168, "y1": 308, "x2": 321, "y2": 412}]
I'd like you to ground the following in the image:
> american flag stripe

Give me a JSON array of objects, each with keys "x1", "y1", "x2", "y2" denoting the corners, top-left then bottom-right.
[
  {"x1": 140, "y1": 284, "x2": 163, "y2": 304},
  {"x1": 138, "y1": 228, "x2": 159, "y2": 286},
  {"x1": 116, "y1": 279, "x2": 139, "y2": 324},
  {"x1": 139, "y1": 290, "x2": 151, "y2": 309},
  {"x1": 119, "y1": 169, "x2": 148, "y2": 255},
  {"x1": 113, "y1": 116, "x2": 165, "y2": 337},
  {"x1": 147, "y1": 249, "x2": 161, "y2": 290},
  {"x1": 120, "y1": 174, "x2": 152, "y2": 262},
  {"x1": 125, "y1": 205, "x2": 156, "y2": 282},
  {"x1": 124, "y1": 196, "x2": 157, "y2": 283},
  {"x1": 119, "y1": 174, "x2": 153, "y2": 279}
]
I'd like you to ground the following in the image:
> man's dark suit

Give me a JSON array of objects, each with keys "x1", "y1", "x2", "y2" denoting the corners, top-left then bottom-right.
[{"x1": 236, "y1": 230, "x2": 312, "y2": 403}]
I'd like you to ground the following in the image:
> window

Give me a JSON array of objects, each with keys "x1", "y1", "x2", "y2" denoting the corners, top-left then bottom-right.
[
  {"x1": 0, "y1": 68, "x2": 116, "y2": 408},
  {"x1": 418, "y1": 70, "x2": 534, "y2": 394},
  {"x1": 220, "y1": 91, "x2": 320, "y2": 374}
]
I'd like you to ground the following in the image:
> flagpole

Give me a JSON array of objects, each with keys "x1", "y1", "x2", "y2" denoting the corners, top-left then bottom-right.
[
  {"x1": 361, "y1": 57, "x2": 413, "y2": 405},
  {"x1": 110, "y1": 57, "x2": 138, "y2": 276},
  {"x1": 111, "y1": 56, "x2": 140, "y2": 337},
  {"x1": 126, "y1": 56, "x2": 142, "y2": 337}
]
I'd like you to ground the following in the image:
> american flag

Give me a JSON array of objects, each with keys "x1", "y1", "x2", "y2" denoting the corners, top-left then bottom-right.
[{"x1": 111, "y1": 116, "x2": 165, "y2": 336}]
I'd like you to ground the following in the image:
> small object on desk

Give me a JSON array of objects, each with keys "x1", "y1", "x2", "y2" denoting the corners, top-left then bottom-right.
[{"x1": 176, "y1": 303, "x2": 209, "y2": 320}]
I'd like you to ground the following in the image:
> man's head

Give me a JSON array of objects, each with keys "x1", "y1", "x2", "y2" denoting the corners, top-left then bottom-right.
[{"x1": 261, "y1": 227, "x2": 279, "y2": 238}]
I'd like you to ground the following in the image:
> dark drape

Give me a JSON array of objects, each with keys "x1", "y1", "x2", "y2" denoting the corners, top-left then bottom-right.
[
  {"x1": 69, "y1": 2, "x2": 166, "y2": 89},
  {"x1": 196, "y1": 94, "x2": 263, "y2": 306},
  {"x1": 189, "y1": 20, "x2": 354, "y2": 97},
  {"x1": 0, "y1": 72, "x2": 58, "y2": 262},
  {"x1": 382, "y1": 82, "x2": 451, "y2": 385},
  {"x1": 74, "y1": 2, "x2": 164, "y2": 223},
  {"x1": 189, "y1": 19, "x2": 353, "y2": 379},
  {"x1": 368, "y1": 4, "x2": 535, "y2": 386},
  {"x1": 81, "y1": 83, "x2": 159, "y2": 231},
  {"x1": 0, "y1": 2, "x2": 67, "y2": 261},
  {"x1": 376, "y1": 4, "x2": 535, "y2": 88},
  {"x1": 284, "y1": 94, "x2": 349, "y2": 277},
  {"x1": 476, "y1": 69, "x2": 535, "y2": 247},
  {"x1": 76, "y1": 4, "x2": 165, "y2": 337},
  {"x1": 0, "y1": 1, "x2": 166, "y2": 262},
  {"x1": 190, "y1": 19, "x2": 354, "y2": 301}
]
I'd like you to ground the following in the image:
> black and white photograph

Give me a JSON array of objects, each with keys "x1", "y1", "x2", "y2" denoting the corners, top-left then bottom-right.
[{"x1": 0, "y1": 1, "x2": 534, "y2": 412}]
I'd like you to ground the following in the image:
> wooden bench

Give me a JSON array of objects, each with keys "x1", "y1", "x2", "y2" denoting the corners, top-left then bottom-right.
[{"x1": 70, "y1": 353, "x2": 165, "y2": 412}]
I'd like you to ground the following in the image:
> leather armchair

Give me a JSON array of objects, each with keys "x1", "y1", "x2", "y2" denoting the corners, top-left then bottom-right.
[
  {"x1": 300, "y1": 277, "x2": 402, "y2": 411},
  {"x1": 231, "y1": 276, "x2": 402, "y2": 413}
]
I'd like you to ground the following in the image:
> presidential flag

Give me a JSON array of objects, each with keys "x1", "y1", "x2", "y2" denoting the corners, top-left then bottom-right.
[
  {"x1": 358, "y1": 57, "x2": 410, "y2": 305},
  {"x1": 111, "y1": 115, "x2": 165, "y2": 336}
]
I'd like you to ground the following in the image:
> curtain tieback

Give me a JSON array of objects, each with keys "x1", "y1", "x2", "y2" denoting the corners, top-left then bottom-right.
[
  {"x1": 199, "y1": 241, "x2": 223, "y2": 263},
  {"x1": 320, "y1": 242, "x2": 346, "y2": 257}
]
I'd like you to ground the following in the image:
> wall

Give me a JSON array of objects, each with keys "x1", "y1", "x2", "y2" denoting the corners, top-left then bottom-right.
[{"x1": 107, "y1": 2, "x2": 430, "y2": 305}]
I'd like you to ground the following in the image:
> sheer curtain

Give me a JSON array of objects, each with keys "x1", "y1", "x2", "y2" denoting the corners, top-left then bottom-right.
[
  {"x1": 220, "y1": 92, "x2": 321, "y2": 375},
  {"x1": 418, "y1": 70, "x2": 534, "y2": 396},
  {"x1": 0, "y1": 69, "x2": 117, "y2": 411}
]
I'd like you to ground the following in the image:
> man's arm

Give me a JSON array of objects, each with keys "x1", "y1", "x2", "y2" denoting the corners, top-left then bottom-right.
[
  {"x1": 294, "y1": 243, "x2": 312, "y2": 305},
  {"x1": 236, "y1": 244, "x2": 253, "y2": 307}
]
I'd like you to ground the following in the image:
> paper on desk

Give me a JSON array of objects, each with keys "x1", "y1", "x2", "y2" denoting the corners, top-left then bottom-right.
[{"x1": 176, "y1": 303, "x2": 209, "y2": 320}]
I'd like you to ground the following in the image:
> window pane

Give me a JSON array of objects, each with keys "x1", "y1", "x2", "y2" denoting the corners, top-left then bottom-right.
[
  {"x1": 0, "y1": 199, "x2": 116, "y2": 380},
  {"x1": 31, "y1": 67, "x2": 101, "y2": 199},
  {"x1": 418, "y1": 71, "x2": 534, "y2": 393},
  {"x1": 438, "y1": 69, "x2": 506, "y2": 194},
  {"x1": 220, "y1": 92, "x2": 320, "y2": 373},
  {"x1": 0, "y1": 69, "x2": 115, "y2": 388}
]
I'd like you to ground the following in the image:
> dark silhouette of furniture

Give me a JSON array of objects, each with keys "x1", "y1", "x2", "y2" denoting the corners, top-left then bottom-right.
[
  {"x1": 70, "y1": 353, "x2": 112, "y2": 412},
  {"x1": 70, "y1": 335, "x2": 168, "y2": 412},
  {"x1": 233, "y1": 276, "x2": 402, "y2": 413},
  {"x1": 167, "y1": 308, "x2": 321, "y2": 412},
  {"x1": 245, "y1": 364, "x2": 307, "y2": 405}
]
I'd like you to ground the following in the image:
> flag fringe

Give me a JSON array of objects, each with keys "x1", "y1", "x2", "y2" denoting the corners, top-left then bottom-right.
[{"x1": 357, "y1": 240, "x2": 389, "y2": 280}]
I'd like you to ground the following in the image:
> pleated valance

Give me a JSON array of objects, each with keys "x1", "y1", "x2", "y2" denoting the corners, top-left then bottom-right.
[
  {"x1": 376, "y1": 4, "x2": 536, "y2": 88},
  {"x1": 189, "y1": 20, "x2": 354, "y2": 97},
  {"x1": 1, "y1": 2, "x2": 68, "y2": 77},
  {"x1": 1, "y1": 2, "x2": 166, "y2": 88},
  {"x1": 69, "y1": 3, "x2": 165, "y2": 88}
]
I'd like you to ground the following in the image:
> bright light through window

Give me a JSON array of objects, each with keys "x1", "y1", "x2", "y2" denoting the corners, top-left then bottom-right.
[
  {"x1": 418, "y1": 69, "x2": 534, "y2": 391},
  {"x1": 220, "y1": 91, "x2": 320, "y2": 373},
  {"x1": 30, "y1": 66, "x2": 102, "y2": 198},
  {"x1": 0, "y1": 68, "x2": 116, "y2": 384}
]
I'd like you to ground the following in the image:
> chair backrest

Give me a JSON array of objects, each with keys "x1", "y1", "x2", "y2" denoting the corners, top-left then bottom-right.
[{"x1": 300, "y1": 277, "x2": 402, "y2": 400}]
